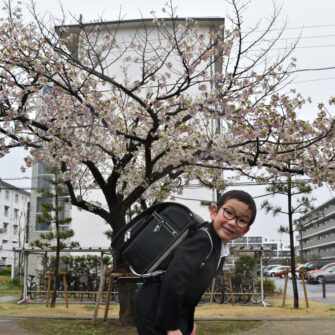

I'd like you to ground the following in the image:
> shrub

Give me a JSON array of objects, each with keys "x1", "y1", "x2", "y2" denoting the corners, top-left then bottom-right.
[
  {"x1": 0, "y1": 267, "x2": 11, "y2": 276},
  {"x1": 263, "y1": 278, "x2": 276, "y2": 295}
]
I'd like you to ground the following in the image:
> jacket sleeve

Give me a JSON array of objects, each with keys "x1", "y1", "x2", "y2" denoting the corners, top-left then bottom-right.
[{"x1": 155, "y1": 228, "x2": 212, "y2": 330}]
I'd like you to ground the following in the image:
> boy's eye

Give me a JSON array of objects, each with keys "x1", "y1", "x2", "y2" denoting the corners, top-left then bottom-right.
[
  {"x1": 239, "y1": 218, "x2": 249, "y2": 226},
  {"x1": 224, "y1": 208, "x2": 234, "y2": 217}
]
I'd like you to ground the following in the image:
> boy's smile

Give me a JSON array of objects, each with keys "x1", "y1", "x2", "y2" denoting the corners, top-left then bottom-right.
[{"x1": 210, "y1": 198, "x2": 252, "y2": 245}]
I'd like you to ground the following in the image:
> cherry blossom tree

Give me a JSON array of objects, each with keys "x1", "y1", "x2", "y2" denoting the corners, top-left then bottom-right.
[{"x1": 2, "y1": 0, "x2": 335, "y2": 323}]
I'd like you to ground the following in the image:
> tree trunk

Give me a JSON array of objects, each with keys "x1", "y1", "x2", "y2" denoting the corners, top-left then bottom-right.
[
  {"x1": 299, "y1": 230, "x2": 304, "y2": 264},
  {"x1": 288, "y1": 178, "x2": 299, "y2": 309},
  {"x1": 50, "y1": 243, "x2": 60, "y2": 308},
  {"x1": 111, "y1": 210, "x2": 137, "y2": 325},
  {"x1": 50, "y1": 223, "x2": 60, "y2": 308}
]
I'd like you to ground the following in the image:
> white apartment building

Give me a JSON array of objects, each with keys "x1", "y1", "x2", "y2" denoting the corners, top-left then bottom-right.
[
  {"x1": 27, "y1": 161, "x2": 72, "y2": 275},
  {"x1": 296, "y1": 197, "x2": 335, "y2": 261},
  {"x1": 0, "y1": 179, "x2": 30, "y2": 267}
]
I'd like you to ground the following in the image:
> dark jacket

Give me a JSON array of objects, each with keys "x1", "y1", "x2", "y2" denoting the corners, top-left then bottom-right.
[{"x1": 133, "y1": 221, "x2": 224, "y2": 333}]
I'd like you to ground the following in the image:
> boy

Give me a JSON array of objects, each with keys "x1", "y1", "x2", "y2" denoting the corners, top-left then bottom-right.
[{"x1": 133, "y1": 190, "x2": 257, "y2": 335}]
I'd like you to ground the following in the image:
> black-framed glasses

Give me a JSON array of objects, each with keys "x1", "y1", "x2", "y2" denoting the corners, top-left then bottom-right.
[{"x1": 221, "y1": 207, "x2": 250, "y2": 228}]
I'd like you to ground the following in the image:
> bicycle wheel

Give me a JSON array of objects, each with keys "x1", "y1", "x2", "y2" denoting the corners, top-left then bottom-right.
[
  {"x1": 199, "y1": 287, "x2": 211, "y2": 304},
  {"x1": 28, "y1": 282, "x2": 37, "y2": 300},
  {"x1": 214, "y1": 286, "x2": 231, "y2": 304},
  {"x1": 239, "y1": 288, "x2": 251, "y2": 304},
  {"x1": 250, "y1": 286, "x2": 265, "y2": 304}
]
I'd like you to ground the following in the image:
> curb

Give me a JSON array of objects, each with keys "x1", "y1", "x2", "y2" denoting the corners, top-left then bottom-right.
[{"x1": 1, "y1": 315, "x2": 335, "y2": 321}]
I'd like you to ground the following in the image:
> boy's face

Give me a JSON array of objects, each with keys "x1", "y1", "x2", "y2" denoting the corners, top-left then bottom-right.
[{"x1": 210, "y1": 198, "x2": 252, "y2": 245}]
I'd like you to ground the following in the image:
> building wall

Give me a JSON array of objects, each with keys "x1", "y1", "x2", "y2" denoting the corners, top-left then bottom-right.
[
  {"x1": 297, "y1": 197, "x2": 335, "y2": 260},
  {"x1": 0, "y1": 180, "x2": 30, "y2": 266}
]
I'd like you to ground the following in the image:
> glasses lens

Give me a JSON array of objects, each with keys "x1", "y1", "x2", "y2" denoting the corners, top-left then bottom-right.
[
  {"x1": 223, "y1": 207, "x2": 234, "y2": 220},
  {"x1": 237, "y1": 218, "x2": 249, "y2": 228}
]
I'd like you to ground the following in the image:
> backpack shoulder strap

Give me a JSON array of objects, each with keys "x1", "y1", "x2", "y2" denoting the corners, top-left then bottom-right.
[{"x1": 199, "y1": 226, "x2": 213, "y2": 268}]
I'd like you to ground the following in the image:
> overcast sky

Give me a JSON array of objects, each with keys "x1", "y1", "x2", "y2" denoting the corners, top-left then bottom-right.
[{"x1": 1, "y1": 0, "x2": 335, "y2": 246}]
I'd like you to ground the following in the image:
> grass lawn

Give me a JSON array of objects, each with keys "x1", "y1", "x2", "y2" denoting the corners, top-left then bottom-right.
[
  {"x1": 1, "y1": 298, "x2": 335, "y2": 319},
  {"x1": 19, "y1": 319, "x2": 263, "y2": 335},
  {"x1": 0, "y1": 275, "x2": 21, "y2": 297}
]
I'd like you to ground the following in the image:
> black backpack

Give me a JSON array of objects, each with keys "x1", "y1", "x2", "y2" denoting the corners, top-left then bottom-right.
[{"x1": 111, "y1": 202, "x2": 213, "y2": 276}]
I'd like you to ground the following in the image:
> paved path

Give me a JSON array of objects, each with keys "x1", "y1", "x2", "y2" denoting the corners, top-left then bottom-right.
[
  {"x1": 240, "y1": 319, "x2": 335, "y2": 335},
  {"x1": 0, "y1": 318, "x2": 36, "y2": 335},
  {"x1": 0, "y1": 295, "x2": 19, "y2": 303}
]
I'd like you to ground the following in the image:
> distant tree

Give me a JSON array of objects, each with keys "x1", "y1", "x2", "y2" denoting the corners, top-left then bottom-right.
[
  {"x1": 233, "y1": 254, "x2": 256, "y2": 277},
  {"x1": 261, "y1": 177, "x2": 315, "y2": 309},
  {"x1": 30, "y1": 167, "x2": 79, "y2": 308}
]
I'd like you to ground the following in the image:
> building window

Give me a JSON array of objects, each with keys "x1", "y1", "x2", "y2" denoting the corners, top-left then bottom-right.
[
  {"x1": 13, "y1": 224, "x2": 18, "y2": 235},
  {"x1": 2, "y1": 239, "x2": 8, "y2": 244},
  {"x1": 14, "y1": 208, "x2": 19, "y2": 219},
  {"x1": 4, "y1": 206, "x2": 9, "y2": 217},
  {"x1": 3, "y1": 223, "x2": 9, "y2": 233},
  {"x1": 15, "y1": 193, "x2": 19, "y2": 203},
  {"x1": 5, "y1": 190, "x2": 9, "y2": 200},
  {"x1": 35, "y1": 197, "x2": 52, "y2": 231}
]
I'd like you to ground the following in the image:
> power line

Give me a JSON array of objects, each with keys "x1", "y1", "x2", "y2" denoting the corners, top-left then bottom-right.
[
  {"x1": 293, "y1": 76, "x2": 335, "y2": 84},
  {"x1": 248, "y1": 23, "x2": 335, "y2": 34},
  {"x1": 245, "y1": 43, "x2": 335, "y2": 54},
  {"x1": 290, "y1": 66, "x2": 335, "y2": 74}
]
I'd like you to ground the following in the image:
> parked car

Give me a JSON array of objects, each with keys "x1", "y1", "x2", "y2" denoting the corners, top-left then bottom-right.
[
  {"x1": 308, "y1": 264, "x2": 335, "y2": 284},
  {"x1": 276, "y1": 267, "x2": 292, "y2": 279},
  {"x1": 295, "y1": 264, "x2": 304, "y2": 278},
  {"x1": 263, "y1": 265, "x2": 281, "y2": 276},
  {"x1": 301, "y1": 260, "x2": 335, "y2": 279},
  {"x1": 265, "y1": 265, "x2": 288, "y2": 277},
  {"x1": 306, "y1": 262, "x2": 335, "y2": 281}
]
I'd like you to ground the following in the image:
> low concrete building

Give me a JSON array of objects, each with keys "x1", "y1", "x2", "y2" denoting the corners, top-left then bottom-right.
[
  {"x1": 228, "y1": 235, "x2": 290, "y2": 266},
  {"x1": 0, "y1": 179, "x2": 30, "y2": 267}
]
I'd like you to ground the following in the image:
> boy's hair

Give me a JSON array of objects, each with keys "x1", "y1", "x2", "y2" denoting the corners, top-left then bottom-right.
[{"x1": 217, "y1": 190, "x2": 257, "y2": 226}]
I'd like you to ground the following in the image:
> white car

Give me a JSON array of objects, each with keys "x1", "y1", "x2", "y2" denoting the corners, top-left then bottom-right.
[{"x1": 263, "y1": 265, "x2": 282, "y2": 277}]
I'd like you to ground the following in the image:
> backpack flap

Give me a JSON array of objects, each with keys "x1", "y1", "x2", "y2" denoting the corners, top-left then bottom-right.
[{"x1": 111, "y1": 202, "x2": 204, "y2": 274}]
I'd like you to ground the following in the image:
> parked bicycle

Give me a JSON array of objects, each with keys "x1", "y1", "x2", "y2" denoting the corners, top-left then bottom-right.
[
  {"x1": 210, "y1": 272, "x2": 265, "y2": 305},
  {"x1": 27, "y1": 275, "x2": 37, "y2": 300}
]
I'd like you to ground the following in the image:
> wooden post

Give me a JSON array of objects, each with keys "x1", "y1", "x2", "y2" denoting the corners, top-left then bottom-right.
[
  {"x1": 62, "y1": 272, "x2": 69, "y2": 308},
  {"x1": 209, "y1": 277, "x2": 216, "y2": 304},
  {"x1": 282, "y1": 270, "x2": 288, "y2": 306},
  {"x1": 226, "y1": 271, "x2": 234, "y2": 305},
  {"x1": 103, "y1": 272, "x2": 134, "y2": 321},
  {"x1": 46, "y1": 272, "x2": 53, "y2": 307},
  {"x1": 300, "y1": 270, "x2": 309, "y2": 308},
  {"x1": 92, "y1": 265, "x2": 108, "y2": 326},
  {"x1": 92, "y1": 269, "x2": 139, "y2": 326},
  {"x1": 104, "y1": 277, "x2": 114, "y2": 321}
]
